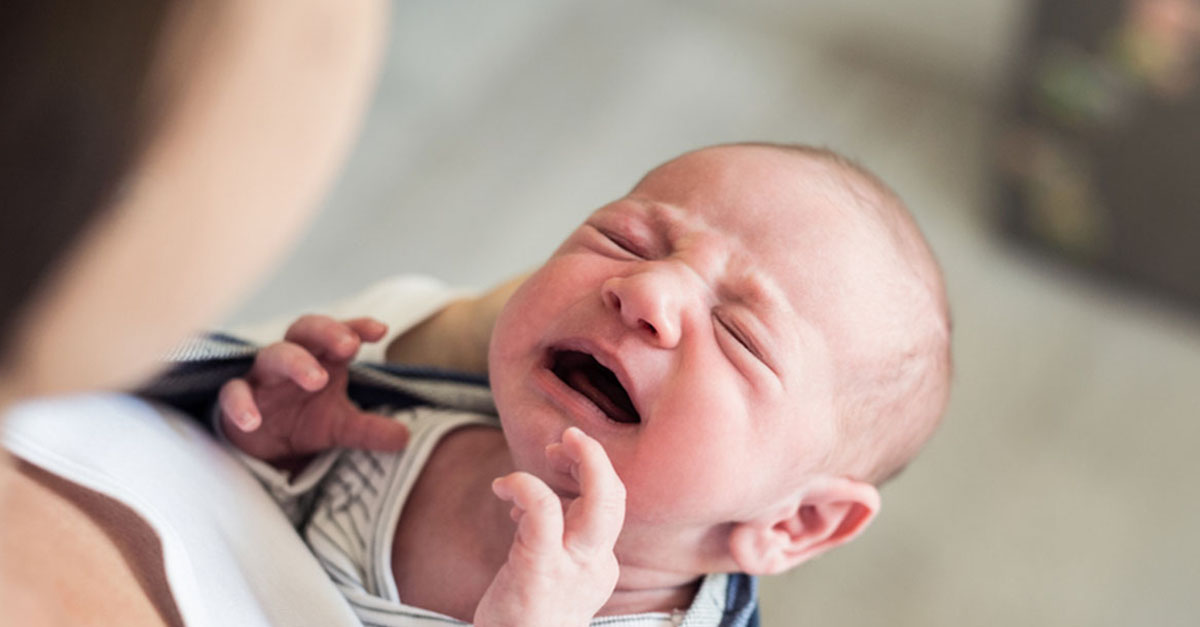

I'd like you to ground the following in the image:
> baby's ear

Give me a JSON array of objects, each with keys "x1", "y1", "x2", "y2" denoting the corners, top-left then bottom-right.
[{"x1": 728, "y1": 477, "x2": 879, "y2": 575}]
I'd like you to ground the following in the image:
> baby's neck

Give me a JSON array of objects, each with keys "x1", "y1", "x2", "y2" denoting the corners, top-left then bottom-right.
[
  {"x1": 601, "y1": 570, "x2": 703, "y2": 616},
  {"x1": 450, "y1": 429, "x2": 705, "y2": 617}
]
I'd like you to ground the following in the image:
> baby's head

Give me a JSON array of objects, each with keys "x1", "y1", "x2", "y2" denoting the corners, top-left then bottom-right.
[{"x1": 489, "y1": 143, "x2": 951, "y2": 576}]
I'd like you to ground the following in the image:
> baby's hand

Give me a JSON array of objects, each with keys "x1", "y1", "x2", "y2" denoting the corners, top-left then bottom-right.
[
  {"x1": 474, "y1": 427, "x2": 626, "y2": 627},
  {"x1": 218, "y1": 315, "x2": 409, "y2": 464}
]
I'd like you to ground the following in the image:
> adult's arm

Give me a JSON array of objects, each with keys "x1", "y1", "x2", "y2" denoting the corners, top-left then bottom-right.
[
  {"x1": 0, "y1": 461, "x2": 175, "y2": 626},
  {"x1": 231, "y1": 273, "x2": 525, "y2": 375},
  {"x1": 385, "y1": 274, "x2": 525, "y2": 374}
]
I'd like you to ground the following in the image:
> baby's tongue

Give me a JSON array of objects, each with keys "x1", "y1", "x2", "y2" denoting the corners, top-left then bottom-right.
[{"x1": 555, "y1": 354, "x2": 639, "y2": 423}]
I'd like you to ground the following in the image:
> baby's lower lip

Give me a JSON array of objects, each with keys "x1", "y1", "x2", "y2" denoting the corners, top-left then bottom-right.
[{"x1": 530, "y1": 363, "x2": 623, "y2": 433}]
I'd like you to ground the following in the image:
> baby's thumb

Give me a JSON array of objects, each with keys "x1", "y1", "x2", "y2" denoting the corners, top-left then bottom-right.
[
  {"x1": 218, "y1": 378, "x2": 262, "y2": 432},
  {"x1": 337, "y1": 412, "x2": 410, "y2": 451}
]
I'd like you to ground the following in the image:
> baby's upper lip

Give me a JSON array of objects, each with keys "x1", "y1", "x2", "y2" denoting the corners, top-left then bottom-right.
[{"x1": 547, "y1": 337, "x2": 643, "y2": 422}]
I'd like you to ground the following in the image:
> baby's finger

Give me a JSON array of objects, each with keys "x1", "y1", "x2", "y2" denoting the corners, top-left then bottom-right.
[
  {"x1": 545, "y1": 442, "x2": 574, "y2": 477},
  {"x1": 253, "y1": 341, "x2": 328, "y2": 390},
  {"x1": 561, "y1": 427, "x2": 626, "y2": 553},
  {"x1": 330, "y1": 411, "x2": 410, "y2": 452},
  {"x1": 218, "y1": 378, "x2": 261, "y2": 432},
  {"x1": 342, "y1": 317, "x2": 388, "y2": 343},
  {"x1": 284, "y1": 314, "x2": 360, "y2": 362},
  {"x1": 492, "y1": 472, "x2": 564, "y2": 553}
]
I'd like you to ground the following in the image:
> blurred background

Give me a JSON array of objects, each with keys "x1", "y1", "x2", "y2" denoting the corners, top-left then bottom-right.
[{"x1": 228, "y1": 1, "x2": 1200, "y2": 624}]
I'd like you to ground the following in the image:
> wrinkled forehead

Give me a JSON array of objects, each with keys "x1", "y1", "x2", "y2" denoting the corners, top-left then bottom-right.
[{"x1": 630, "y1": 146, "x2": 891, "y2": 323}]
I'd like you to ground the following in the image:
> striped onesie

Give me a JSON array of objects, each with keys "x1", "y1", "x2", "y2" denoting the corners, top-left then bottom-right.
[{"x1": 230, "y1": 404, "x2": 738, "y2": 626}]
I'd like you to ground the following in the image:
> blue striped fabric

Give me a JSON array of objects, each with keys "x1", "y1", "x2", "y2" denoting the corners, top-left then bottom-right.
[{"x1": 137, "y1": 334, "x2": 760, "y2": 627}]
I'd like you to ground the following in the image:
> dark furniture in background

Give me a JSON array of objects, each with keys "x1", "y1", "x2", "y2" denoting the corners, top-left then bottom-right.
[{"x1": 997, "y1": 0, "x2": 1200, "y2": 311}]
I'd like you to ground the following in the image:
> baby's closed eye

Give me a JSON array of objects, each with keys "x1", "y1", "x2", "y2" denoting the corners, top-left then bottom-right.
[
  {"x1": 712, "y1": 308, "x2": 778, "y2": 380},
  {"x1": 589, "y1": 224, "x2": 649, "y2": 259}
]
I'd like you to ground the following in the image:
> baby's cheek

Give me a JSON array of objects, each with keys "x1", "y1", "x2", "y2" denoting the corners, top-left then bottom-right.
[{"x1": 620, "y1": 432, "x2": 739, "y2": 525}]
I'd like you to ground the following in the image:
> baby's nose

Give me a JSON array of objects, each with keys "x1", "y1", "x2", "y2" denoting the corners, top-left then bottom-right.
[{"x1": 601, "y1": 272, "x2": 681, "y2": 348}]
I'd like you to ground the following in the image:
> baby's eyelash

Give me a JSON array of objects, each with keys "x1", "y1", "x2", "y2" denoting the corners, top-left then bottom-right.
[
  {"x1": 715, "y1": 312, "x2": 781, "y2": 381},
  {"x1": 598, "y1": 228, "x2": 645, "y2": 258},
  {"x1": 715, "y1": 313, "x2": 759, "y2": 360}
]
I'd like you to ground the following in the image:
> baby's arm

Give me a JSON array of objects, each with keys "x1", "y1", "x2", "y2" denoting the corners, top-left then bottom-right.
[{"x1": 474, "y1": 427, "x2": 626, "y2": 627}]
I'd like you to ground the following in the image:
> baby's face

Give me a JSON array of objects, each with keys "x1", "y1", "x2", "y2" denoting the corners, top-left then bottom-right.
[{"x1": 490, "y1": 146, "x2": 885, "y2": 533}]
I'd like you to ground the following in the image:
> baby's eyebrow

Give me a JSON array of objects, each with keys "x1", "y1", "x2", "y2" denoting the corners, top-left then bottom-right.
[
  {"x1": 719, "y1": 253, "x2": 789, "y2": 310},
  {"x1": 644, "y1": 202, "x2": 683, "y2": 231},
  {"x1": 622, "y1": 197, "x2": 687, "y2": 234}
]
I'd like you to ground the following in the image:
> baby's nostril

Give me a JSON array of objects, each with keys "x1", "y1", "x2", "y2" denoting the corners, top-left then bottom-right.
[{"x1": 640, "y1": 320, "x2": 657, "y2": 335}]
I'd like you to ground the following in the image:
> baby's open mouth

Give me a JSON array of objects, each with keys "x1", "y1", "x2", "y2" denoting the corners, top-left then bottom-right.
[{"x1": 549, "y1": 349, "x2": 641, "y2": 424}]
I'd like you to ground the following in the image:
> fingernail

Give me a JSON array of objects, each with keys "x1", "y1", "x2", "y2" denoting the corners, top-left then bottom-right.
[{"x1": 239, "y1": 411, "x2": 260, "y2": 431}]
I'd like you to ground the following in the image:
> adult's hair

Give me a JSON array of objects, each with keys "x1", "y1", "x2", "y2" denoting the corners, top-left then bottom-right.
[{"x1": 0, "y1": 1, "x2": 171, "y2": 360}]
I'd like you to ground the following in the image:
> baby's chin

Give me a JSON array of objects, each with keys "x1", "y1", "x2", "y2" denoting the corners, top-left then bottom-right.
[{"x1": 491, "y1": 413, "x2": 578, "y2": 496}]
